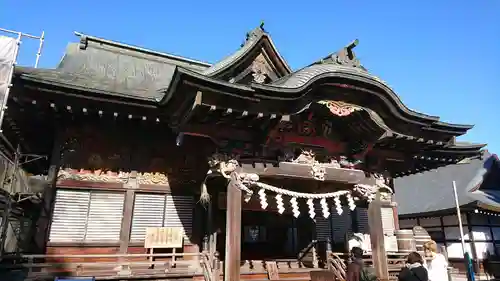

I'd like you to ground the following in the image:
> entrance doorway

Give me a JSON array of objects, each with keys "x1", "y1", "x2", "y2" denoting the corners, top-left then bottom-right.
[
  {"x1": 214, "y1": 192, "x2": 315, "y2": 261},
  {"x1": 240, "y1": 211, "x2": 314, "y2": 260}
]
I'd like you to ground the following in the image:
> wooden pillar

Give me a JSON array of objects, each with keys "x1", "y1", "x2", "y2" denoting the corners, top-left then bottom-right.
[
  {"x1": 114, "y1": 188, "x2": 135, "y2": 275},
  {"x1": 119, "y1": 171, "x2": 138, "y2": 255},
  {"x1": 119, "y1": 189, "x2": 135, "y2": 254},
  {"x1": 208, "y1": 199, "x2": 217, "y2": 258},
  {"x1": 389, "y1": 179, "x2": 399, "y2": 230},
  {"x1": 368, "y1": 191, "x2": 389, "y2": 281},
  {"x1": 224, "y1": 172, "x2": 241, "y2": 281},
  {"x1": 36, "y1": 128, "x2": 64, "y2": 253}
]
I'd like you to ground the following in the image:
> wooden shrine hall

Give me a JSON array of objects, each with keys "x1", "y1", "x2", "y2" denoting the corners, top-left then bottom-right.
[{"x1": 1, "y1": 24, "x2": 485, "y2": 281}]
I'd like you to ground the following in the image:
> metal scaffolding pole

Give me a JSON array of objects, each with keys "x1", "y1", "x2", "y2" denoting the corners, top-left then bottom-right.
[
  {"x1": 0, "y1": 28, "x2": 45, "y2": 67},
  {"x1": 34, "y1": 31, "x2": 45, "y2": 68},
  {"x1": 0, "y1": 28, "x2": 45, "y2": 133},
  {"x1": 0, "y1": 31, "x2": 21, "y2": 132}
]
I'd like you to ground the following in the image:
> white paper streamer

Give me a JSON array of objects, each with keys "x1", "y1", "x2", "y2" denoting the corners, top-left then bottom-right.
[
  {"x1": 290, "y1": 197, "x2": 300, "y2": 218},
  {"x1": 258, "y1": 189, "x2": 268, "y2": 209},
  {"x1": 276, "y1": 194, "x2": 285, "y2": 214},
  {"x1": 346, "y1": 193, "x2": 356, "y2": 211},
  {"x1": 320, "y1": 198, "x2": 330, "y2": 218},
  {"x1": 307, "y1": 199, "x2": 316, "y2": 219},
  {"x1": 334, "y1": 196, "x2": 343, "y2": 215}
]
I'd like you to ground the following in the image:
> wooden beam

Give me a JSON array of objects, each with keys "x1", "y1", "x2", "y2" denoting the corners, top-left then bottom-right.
[
  {"x1": 368, "y1": 191, "x2": 389, "y2": 281},
  {"x1": 239, "y1": 162, "x2": 366, "y2": 184},
  {"x1": 176, "y1": 91, "x2": 203, "y2": 128},
  {"x1": 224, "y1": 172, "x2": 242, "y2": 281}
]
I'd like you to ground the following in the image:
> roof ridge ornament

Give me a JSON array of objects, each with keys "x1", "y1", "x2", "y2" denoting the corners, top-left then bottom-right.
[
  {"x1": 317, "y1": 39, "x2": 366, "y2": 70},
  {"x1": 241, "y1": 22, "x2": 266, "y2": 47}
]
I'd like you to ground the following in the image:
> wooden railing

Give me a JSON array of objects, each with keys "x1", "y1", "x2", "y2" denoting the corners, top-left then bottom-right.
[
  {"x1": 326, "y1": 252, "x2": 347, "y2": 280},
  {"x1": 200, "y1": 251, "x2": 221, "y2": 281},
  {"x1": 325, "y1": 252, "x2": 414, "y2": 281},
  {"x1": 298, "y1": 240, "x2": 319, "y2": 268},
  {"x1": 0, "y1": 252, "x2": 203, "y2": 280}
]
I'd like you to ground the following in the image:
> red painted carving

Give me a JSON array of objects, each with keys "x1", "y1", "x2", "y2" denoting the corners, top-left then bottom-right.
[
  {"x1": 298, "y1": 120, "x2": 316, "y2": 136},
  {"x1": 279, "y1": 133, "x2": 345, "y2": 153}
]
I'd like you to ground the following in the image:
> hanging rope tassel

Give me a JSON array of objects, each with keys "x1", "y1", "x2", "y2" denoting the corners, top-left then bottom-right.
[{"x1": 199, "y1": 182, "x2": 211, "y2": 206}]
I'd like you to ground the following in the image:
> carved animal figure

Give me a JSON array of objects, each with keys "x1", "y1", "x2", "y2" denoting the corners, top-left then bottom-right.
[{"x1": 293, "y1": 150, "x2": 316, "y2": 164}]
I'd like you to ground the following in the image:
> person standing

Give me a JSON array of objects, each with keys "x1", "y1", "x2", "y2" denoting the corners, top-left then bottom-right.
[
  {"x1": 398, "y1": 252, "x2": 428, "y2": 281},
  {"x1": 346, "y1": 247, "x2": 377, "y2": 281},
  {"x1": 346, "y1": 247, "x2": 364, "y2": 281},
  {"x1": 423, "y1": 240, "x2": 448, "y2": 281}
]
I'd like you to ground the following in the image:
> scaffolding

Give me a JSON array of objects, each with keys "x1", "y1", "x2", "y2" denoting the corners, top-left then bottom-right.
[{"x1": 0, "y1": 27, "x2": 45, "y2": 132}]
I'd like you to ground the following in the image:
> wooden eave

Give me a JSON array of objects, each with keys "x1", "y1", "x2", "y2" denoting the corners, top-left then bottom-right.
[
  {"x1": 390, "y1": 148, "x2": 485, "y2": 178},
  {"x1": 12, "y1": 65, "x2": 484, "y2": 175},
  {"x1": 13, "y1": 70, "x2": 159, "y2": 107},
  {"x1": 158, "y1": 66, "x2": 473, "y2": 142},
  {"x1": 398, "y1": 206, "x2": 474, "y2": 219}
]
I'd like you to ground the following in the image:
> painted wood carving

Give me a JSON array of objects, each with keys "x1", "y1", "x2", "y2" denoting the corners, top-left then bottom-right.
[
  {"x1": 57, "y1": 168, "x2": 170, "y2": 185},
  {"x1": 264, "y1": 109, "x2": 375, "y2": 163},
  {"x1": 60, "y1": 125, "x2": 214, "y2": 186},
  {"x1": 317, "y1": 100, "x2": 361, "y2": 117},
  {"x1": 251, "y1": 53, "x2": 271, "y2": 84},
  {"x1": 218, "y1": 139, "x2": 255, "y2": 157},
  {"x1": 266, "y1": 112, "x2": 344, "y2": 153}
]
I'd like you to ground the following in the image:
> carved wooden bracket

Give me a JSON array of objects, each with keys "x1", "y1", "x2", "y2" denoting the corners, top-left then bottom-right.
[{"x1": 251, "y1": 53, "x2": 271, "y2": 84}]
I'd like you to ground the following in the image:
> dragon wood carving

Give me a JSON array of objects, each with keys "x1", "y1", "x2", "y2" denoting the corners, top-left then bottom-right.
[
  {"x1": 353, "y1": 173, "x2": 393, "y2": 202},
  {"x1": 57, "y1": 169, "x2": 170, "y2": 185},
  {"x1": 207, "y1": 153, "x2": 391, "y2": 204},
  {"x1": 292, "y1": 150, "x2": 326, "y2": 181}
]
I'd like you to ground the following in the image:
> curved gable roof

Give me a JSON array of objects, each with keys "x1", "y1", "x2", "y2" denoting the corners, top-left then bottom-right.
[
  {"x1": 13, "y1": 29, "x2": 479, "y2": 143},
  {"x1": 201, "y1": 23, "x2": 292, "y2": 79}
]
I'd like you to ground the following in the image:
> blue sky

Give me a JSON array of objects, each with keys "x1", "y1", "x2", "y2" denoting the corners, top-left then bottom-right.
[{"x1": 2, "y1": 0, "x2": 499, "y2": 152}]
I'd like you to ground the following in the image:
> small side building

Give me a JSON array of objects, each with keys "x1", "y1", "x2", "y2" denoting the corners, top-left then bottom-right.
[{"x1": 395, "y1": 150, "x2": 500, "y2": 273}]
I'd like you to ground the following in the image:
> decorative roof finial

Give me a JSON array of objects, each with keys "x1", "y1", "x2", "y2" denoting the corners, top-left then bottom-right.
[
  {"x1": 315, "y1": 39, "x2": 366, "y2": 70},
  {"x1": 242, "y1": 23, "x2": 267, "y2": 47}
]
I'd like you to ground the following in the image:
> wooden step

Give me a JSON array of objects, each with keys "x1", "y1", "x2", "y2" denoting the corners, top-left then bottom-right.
[{"x1": 193, "y1": 271, "x2": 312, "y2": 281}]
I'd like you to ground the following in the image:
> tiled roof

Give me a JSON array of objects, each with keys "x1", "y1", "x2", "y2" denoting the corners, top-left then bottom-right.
[{"x1": 395, "y1": 151, "x2": 498, "y2": 216}]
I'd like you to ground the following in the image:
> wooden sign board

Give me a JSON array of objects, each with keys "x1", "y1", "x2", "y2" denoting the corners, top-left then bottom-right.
[
  {"x1": 144, "y1": 227, "x2": 183, "y2": 249},
  {"x1": 266, "y1": 261, "x2": 280, "y2": 280},
  {"x1": 310, "y1": 270, "x2": 335, "y2": 281},
  {"x1": 385, "y1": 235, "x2": 399, "y2": 252}
]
